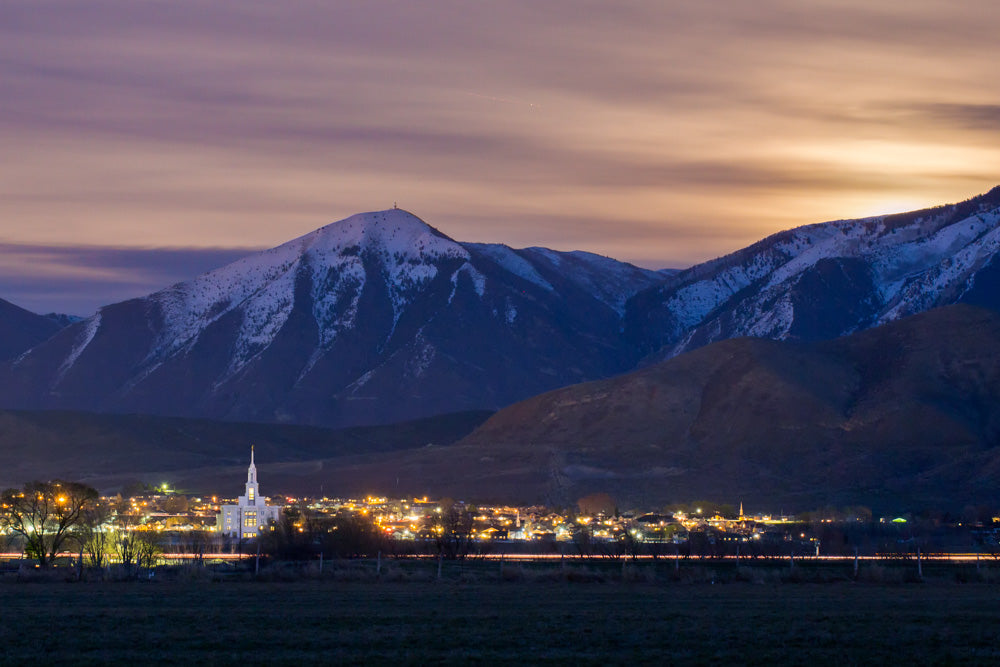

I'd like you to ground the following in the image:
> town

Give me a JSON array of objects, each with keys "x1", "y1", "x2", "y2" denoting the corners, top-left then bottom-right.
[
  {"x1": 4, "y1": 454, "x2": 1000, "y2": 667},
  {"x1": 4, "y1": 470, "x2": 998, "y2": 569},
  {"x1": 3, "y1": 454, "x2": 999, "y2": 570}
]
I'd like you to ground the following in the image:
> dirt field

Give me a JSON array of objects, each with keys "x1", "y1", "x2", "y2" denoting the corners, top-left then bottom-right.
[{"x1": 1, "y1": 572, "x2": 999, "y2": 665}]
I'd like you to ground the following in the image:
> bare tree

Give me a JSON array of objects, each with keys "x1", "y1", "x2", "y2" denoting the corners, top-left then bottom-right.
[
  {"x1": 111, "y1": 495, "x2": 160, "y2": 577},
  {"x1": 433, "y1": 500, "x2": 474, "y2": 559},
  {"x1": 180, "y1": 530, "x2": 217, "y2": 563},
  {"x1": 78, "y1": 499, "x2": 114, "y2": 569},
  {"x1": 0, "y1": 480, "x2": 98, "y2": 567}
]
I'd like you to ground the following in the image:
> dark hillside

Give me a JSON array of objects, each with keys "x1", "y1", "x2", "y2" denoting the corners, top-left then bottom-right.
[
  {"x1": 0, "y1": 298, "x2": 63, "y2": 361},
  {"x1": 443, "y1": 305, "x2": 1000, "y2": 512},
  {"x1": 0, "y1": 409, "x2": 492, "y2": 495}
]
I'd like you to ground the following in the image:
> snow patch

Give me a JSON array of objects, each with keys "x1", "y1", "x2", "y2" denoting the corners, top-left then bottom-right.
[
  {"x1": 744, "y1": 293, "x2": 794, "y2": 339},
  {"x1": 505, "y1": 302, "x2": 517, "y2": 324},
  {"x1": 406, "y1": 338, "x2": 437, "y2": 378},
  {"x1": 448, "y1": 262, "x2": 486, "y2": 303},
  {"x1": 54, "y1": 313, "x2": 101, "y2": 384},
  {"x1": 345, "y1": 368, "x2": 375, "y2": 391},
  {"x1": 467, "y1": 243, "x2": 554, "y2": 291},
  {"x1": 310, "y1": 255, "x2": 366, "y2": 348},
  {"x1": 524, "y1": 247, "x2": 662, "y2": 314}
]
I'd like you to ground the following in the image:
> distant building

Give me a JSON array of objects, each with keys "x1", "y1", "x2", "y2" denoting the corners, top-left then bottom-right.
[{"x1": 217, "y1": 447, "x2": 281, "y2": 538}]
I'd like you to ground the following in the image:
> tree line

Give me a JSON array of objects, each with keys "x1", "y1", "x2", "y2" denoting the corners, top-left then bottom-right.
[{"x1": 1, "y1": 480, "x2": 161, "y2": 576}]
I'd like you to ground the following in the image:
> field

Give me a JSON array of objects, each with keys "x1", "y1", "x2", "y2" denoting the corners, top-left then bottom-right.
[{"x1": 2, "y1": 563, "x2": 1000, "y2": 665}]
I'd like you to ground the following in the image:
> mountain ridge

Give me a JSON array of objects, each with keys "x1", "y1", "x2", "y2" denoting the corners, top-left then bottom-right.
[
  {"x1": 0, "y1": 209, "x2": 662, "y2": 427},
  {"x1": 626, "y1": 185, "x2": 1000, "y2": 361},
  {"x1": 0, "y1": 297, "x2": 66, "y2": 361},
  {"x1": 0, "y1": 407, "x2": 493, "y2": 494},
  {"x1": 3, "y1": 189, "x2": 1000, "y2": 430}
]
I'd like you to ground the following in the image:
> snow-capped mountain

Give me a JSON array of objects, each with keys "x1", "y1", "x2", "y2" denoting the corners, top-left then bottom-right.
[
  {"x1": 1, "y1": 209, "x2": 661, "y2": 427},
  {"x1": 626, "y1": 186, "x2": 1000, "y2": 360},
  {"x1": 4, "y1": 188, "x2": 1000, "y2": 429}
]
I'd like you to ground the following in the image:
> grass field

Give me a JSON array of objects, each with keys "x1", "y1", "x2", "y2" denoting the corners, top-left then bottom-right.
[{"x1": 2, "y1": 569, "x2": 1000, "y2": 665}]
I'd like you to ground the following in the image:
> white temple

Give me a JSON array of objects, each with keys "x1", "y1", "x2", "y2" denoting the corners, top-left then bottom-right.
[{"x1": 217, "y1": 446, "x2": 281, "y2": 538}]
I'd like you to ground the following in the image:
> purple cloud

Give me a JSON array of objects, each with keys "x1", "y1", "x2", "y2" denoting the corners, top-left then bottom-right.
[{"x1": 0, "y1": 244, "x2": 259, "y2": 316}]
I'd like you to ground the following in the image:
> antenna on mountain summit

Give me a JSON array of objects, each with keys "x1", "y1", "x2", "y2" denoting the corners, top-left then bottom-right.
[{"x1": 393, "y1": 202, "x2": 398, "y2": 209}]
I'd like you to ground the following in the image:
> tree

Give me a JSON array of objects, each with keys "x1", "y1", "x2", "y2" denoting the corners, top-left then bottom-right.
[
  {"x1": 577, "y1": 493, "x2": 616, "y2": 517},
  {"x1": 433, "y1": 500, "x2": 474, "y2": 559},
  {"x1": 568, "y1": 521, "x2": 594, "y2": 557},
  {"x1": 261, "y1": 505, "x2": 317, "y2": 561},
  {"x1": 179, "y1": 530, "x2": 216, "y2": 563},
  {"x1": 0, "y1": 480, "x2": 98, "y2": 567},
  {"x1": 320, "y1": 512, "x2": 385, "y2": 558},
  {"x1": 78, "y1": 499, "x2": 114, "y2": 569},
  {"x1": 163, "y1": 495, "x2": 189, "y2": 514},
  {"x1": 110, "y1": 495, "x2": 160, "y2": 577}
]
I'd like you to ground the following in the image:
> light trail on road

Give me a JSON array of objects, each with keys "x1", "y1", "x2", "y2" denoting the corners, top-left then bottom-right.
[{"x1": 1, "y1": 552, "x2": 995, "y2": 564}]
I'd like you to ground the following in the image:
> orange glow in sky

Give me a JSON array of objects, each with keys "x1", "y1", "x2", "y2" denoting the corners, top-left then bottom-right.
[{"x1": 1, "y1": 1, "x2": 998, "y2": 313}]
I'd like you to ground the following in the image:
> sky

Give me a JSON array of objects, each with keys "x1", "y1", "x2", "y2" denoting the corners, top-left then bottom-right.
[{"x1": 2, "y1": 0, "x2": 999, "y2": 315}]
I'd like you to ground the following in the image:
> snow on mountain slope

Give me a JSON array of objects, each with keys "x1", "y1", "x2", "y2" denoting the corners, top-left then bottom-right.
[
  {"x1": 3, "y1": 209, "x2": 664, "y2": 427},
  {"x1": 523, "y1": 248, "x2": 664, "y2": 315},
  {"x1": 466, "y1": 244, "x2": 662, "y2": 315},
  {"x1": 8, "y1": 189, "x2": 1000, "y2": 429},
  {"x1": 55, "y1": 312, "x2": 101, "y2": 383},
  {"x1": 464, "y1": 243, "x2": 554, "y2": 292},
  {"x1": 146, "y1": 210, "x2": 470, "y2": 379},
  {"x1": 628, "y1": 186, "x2": 1000, "y2": 360}
]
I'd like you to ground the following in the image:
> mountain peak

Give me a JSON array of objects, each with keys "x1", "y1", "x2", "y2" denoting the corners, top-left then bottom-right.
[{"x1": 299, "y1": 208, "x2": 460, "y2": 261}]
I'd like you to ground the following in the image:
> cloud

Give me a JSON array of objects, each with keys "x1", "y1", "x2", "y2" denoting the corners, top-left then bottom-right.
[
  {"x1": 1, "y1": 0, "x2": 998, "y2": 296},
  {"x1": 898, "y1": 103, "x2": 1000, "y2": 132},
  {"x1": 0, "y1": 244, "x2": 259, "y2": 316}
]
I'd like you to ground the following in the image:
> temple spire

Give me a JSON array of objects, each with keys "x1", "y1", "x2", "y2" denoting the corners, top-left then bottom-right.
[{"x1": 247, "y1": 445, "x2": 257, "y2": 485}]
